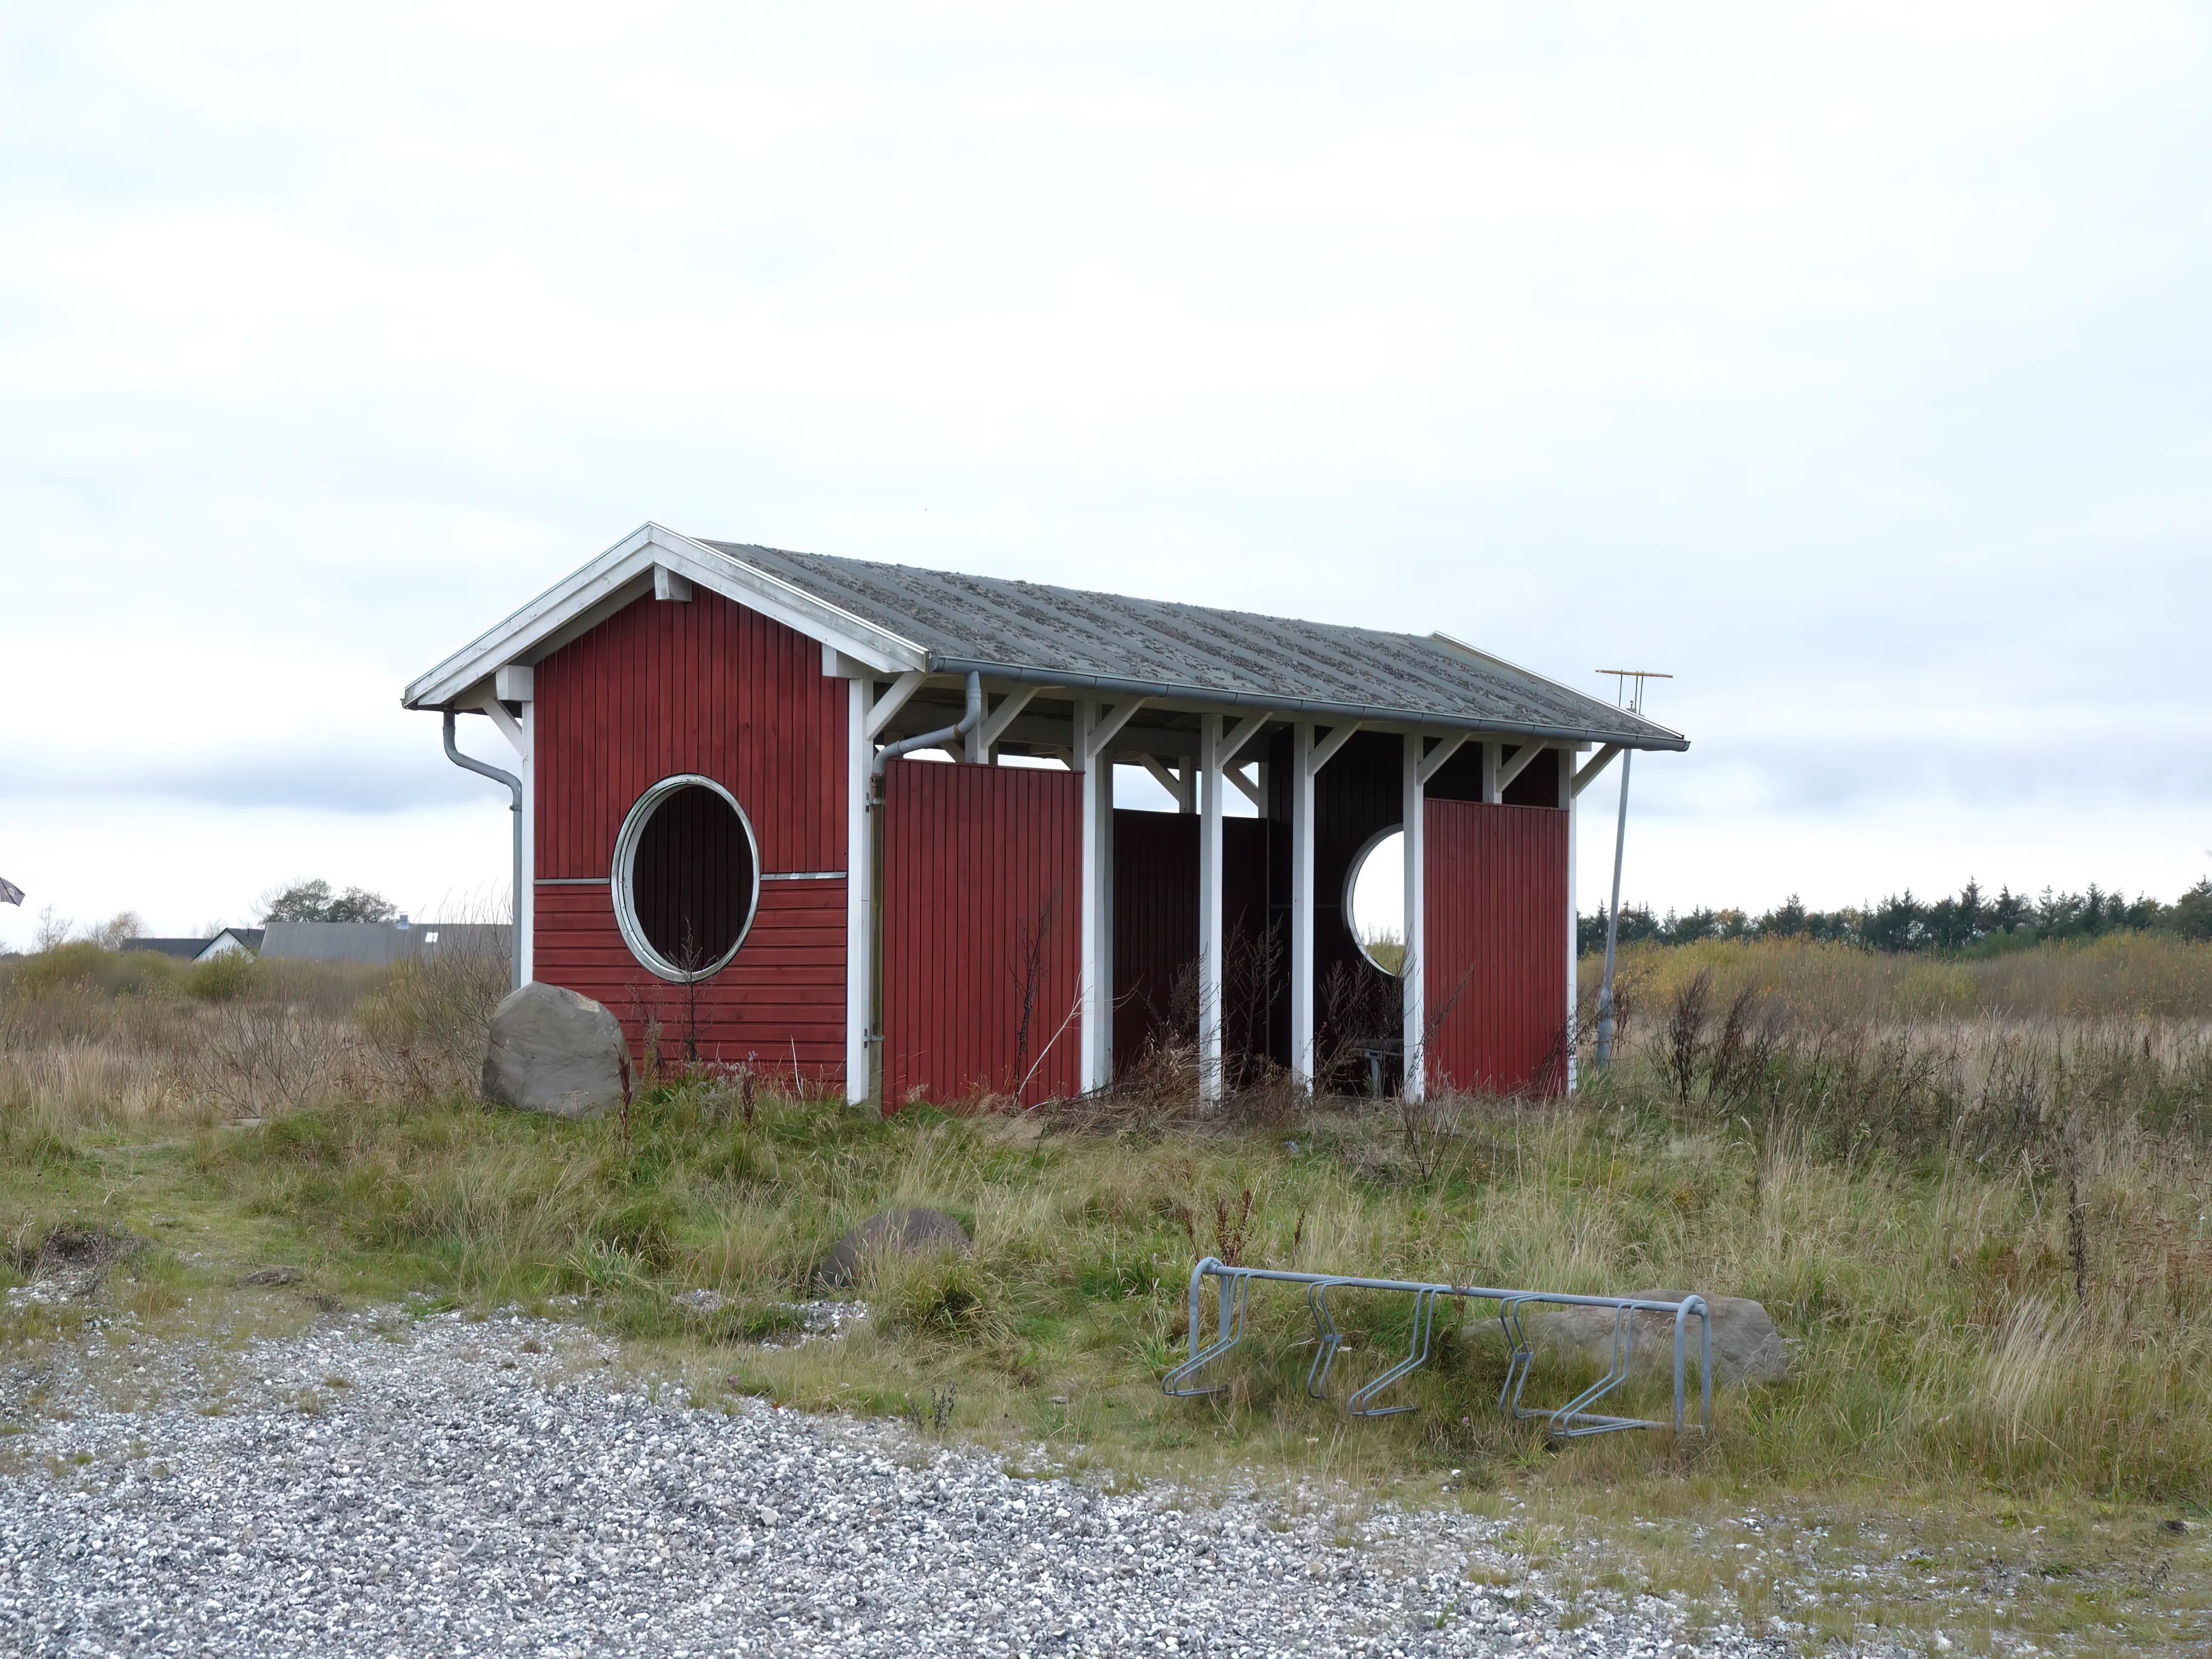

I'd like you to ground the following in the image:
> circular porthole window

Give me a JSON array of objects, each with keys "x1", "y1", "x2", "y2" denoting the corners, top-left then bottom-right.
[
  {"x1": 611, "y1": 774, "x2": 760, "y2": 982},
  {"x1": 1344, "y1": 826, "x2": 1406, "y2": 977}
]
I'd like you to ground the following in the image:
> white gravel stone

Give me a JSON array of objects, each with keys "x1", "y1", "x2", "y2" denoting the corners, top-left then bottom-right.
[{"x1": 0, "y1": 1308, "x2": 1811, "y2": 1657}]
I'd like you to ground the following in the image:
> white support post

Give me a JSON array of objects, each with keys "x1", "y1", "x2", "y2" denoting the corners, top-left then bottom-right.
[
  {"x1": 1198, "y1": 713, "x2": 1225, "y2": 1106},
  {"x1": 1077, "y1": 703, "x2": 1111, "y2": 1093},
  {"x1": 1098, "y1": 754, "x2": 1115, "y2": 1087},
  {"x1": 1561, "y1": 739, "x2": 1579, "y2": 1094},
  {"x1": 1402, "y1": 734, "x2": 1426, "y2": 1102},
  {"x1": 518, "y1": 699, "x2": 535, "y2": 986},
  {"x1": 846, "y1": 679, "x2": 873, "y2": 1108},
  {"x1": 1481, "y1": 740, "x2": 1500, "y2": 804},
  {"x1": 1290, "y1": 722, "x2": 1316, "y2": 1092}
]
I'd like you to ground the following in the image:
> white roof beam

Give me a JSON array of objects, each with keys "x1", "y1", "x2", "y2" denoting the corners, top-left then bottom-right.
[
  {"x1": 1496, "y1": 740, "x2": 1550, "y2": 793},
  {"x1": 1572, "y1": 744, "x2": 1623, "y2": 797},
  {"x1": 979, "y1": 685, "x2": 1050, "y2": 751},
  {"x1": 1309, "y1": 720, "x2": 1362, "y2": 771},
  {"x1": 1081, "y1": 698, "x2": 1149, "y2": 763},
  {"x1": 1220, "y1": 712, "x2": 1270, "y2": 767},
  {"x1": 464, "y1": 694, "x2": 528, "y2": 762},
  {"x1": 863, "y1": 671, "x2": 928, "y2": 740},
  {"x1": 1416, "y1": 731, "x2": 1472, "y2": 786}
]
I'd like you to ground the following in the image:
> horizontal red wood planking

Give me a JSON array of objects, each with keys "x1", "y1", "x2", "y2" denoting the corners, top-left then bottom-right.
[
  {"x1": 1423, "y1": 800, "x2": 1568, "y2": 1096},
  {"x1": 881, "y1": 761, "x2": 1082, "y2": 1108},
  {"x1": 530, "y1": 589, "x2": 850, "y2": 1086}
]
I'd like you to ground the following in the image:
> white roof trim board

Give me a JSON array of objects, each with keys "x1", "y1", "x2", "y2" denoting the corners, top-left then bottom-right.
[{"x1": 404, "y1": 523, "x2": 1686, "y2": 751}]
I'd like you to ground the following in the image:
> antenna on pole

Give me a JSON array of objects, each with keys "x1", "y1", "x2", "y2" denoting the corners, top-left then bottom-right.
[
  {"x1": 1596, "y1": 669, "x2": 1672, "y2": 717},
  {"x1": 1592, "y1": 669, "x2": 1671, "y2": 1071}
]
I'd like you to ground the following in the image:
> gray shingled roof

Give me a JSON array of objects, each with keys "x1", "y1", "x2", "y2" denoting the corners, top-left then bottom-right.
[
  {"x1": 121, "y1": 938, "x2": 213, "y2": 960},
  {"x1": 703, "y1": 541, "x2": 1684, "y2": 749}
]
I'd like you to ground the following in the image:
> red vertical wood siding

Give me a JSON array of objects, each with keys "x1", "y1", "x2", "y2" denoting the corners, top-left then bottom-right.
[
  {"x1": 881, "y1": 761, "x2": 1082, "y2": 1108},
  {"x1": 531, "y1": 590, "x2": 848, "y2": 1082},
  {"x1": 1423, "y1": 800, "x2": 1569, "y2": 1096}
]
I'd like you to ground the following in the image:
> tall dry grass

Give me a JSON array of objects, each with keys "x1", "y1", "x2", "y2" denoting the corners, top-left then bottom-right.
[
  {"x1": 1587, "y1": 930, "x2": 2212, "y2": 1024},
  {"x1": 0, "y1": 934, "x2": 507, "y2": 1138},
  {"x1": 5, "y1": 930, "x2": 2212, "y2": 1506}
]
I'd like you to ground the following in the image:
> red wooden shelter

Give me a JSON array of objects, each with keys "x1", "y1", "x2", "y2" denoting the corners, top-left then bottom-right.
[{"x1": 404, "y1": 525, "x2": 1686, "y2": 1108}]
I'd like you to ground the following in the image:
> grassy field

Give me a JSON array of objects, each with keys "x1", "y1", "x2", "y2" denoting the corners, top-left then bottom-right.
[{"x1": 5, "y1": 934, "x2": 2211, "y2": 1651}]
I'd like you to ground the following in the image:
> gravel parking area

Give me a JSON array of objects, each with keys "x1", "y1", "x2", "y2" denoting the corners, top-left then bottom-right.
[{"x1": 0, "y1": 1307, "x2": 1799, "y2": 1658}]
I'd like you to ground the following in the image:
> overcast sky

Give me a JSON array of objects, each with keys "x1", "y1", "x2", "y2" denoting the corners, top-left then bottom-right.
[{"x1": 4, "y1": 3, "x2": 2208, "y2": 948}]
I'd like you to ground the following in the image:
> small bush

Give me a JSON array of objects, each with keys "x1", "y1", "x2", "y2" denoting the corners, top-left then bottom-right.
[
  {"x1": 356, "y1": 941, "x2": 506, "y2": 1102},
  {"x1": 6, "y1": 942, "x2": 177, "y2": 1001},
  {"x1": 184, "y1": 953, "x2": 258, "y2": 1003}
]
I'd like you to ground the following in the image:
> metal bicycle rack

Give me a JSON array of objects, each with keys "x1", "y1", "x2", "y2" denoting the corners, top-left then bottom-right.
[{"x1": 1163, "y1": 1256, "x2": 1713, "y2": 1438}]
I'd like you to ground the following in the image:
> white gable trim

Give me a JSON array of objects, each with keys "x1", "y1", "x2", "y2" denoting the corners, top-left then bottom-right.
[{"x1": 401, "y1": 524, "x2": 928, "y2": 710}]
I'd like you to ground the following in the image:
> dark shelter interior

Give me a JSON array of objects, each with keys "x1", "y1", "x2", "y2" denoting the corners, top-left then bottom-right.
[{"x1": 1108, "y1": 731, "x2": 1563, "y2": 1091}]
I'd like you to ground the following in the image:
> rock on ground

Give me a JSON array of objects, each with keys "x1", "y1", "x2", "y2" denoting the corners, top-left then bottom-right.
[
  {"x1": 481, "y1": 982, "x2": 628, "y2": 1118},
  {"x1": 816, "y1": 1208, "x2": 971, "y2": 1288},
  {"x1": 1526, "y1": 1289, "x2": 1789, "y2": 1385},
  {"x1": 0, "y1": 1307, "x2": 1808, "y2": 1658}
]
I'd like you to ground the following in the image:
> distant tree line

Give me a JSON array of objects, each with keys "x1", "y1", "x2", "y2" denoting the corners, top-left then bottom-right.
[
  {"x1": 258, "y1": 879, "x2": 397, "y2": 925},
  {"x1": 1579, "y1": 876, "x2": 2212, "y2": 957}
]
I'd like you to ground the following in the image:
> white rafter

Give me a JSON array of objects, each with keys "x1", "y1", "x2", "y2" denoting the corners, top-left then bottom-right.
[
  {"x1": 863, "y1": 671, "x2": 927, "y2": 740},
  {"x1": 1081, "y1": 698, "x2": 1149, "y2": 762},
  {"x1": 1310, "y1": 720, "x2": 1362, "y2": 771},
  {"x1": 980, "y1": 684, "x2": 1048, "y2": 750},
  {"x1": 1497, "y1": 740, "x2": 1549, "y2": 792},
  {"x1": 1220, "y1": 712, "x2": 1269, "y2": 766},
  {"x1": 1571, "y1": 744, "x2": 1623, "y2": 797},
  {"x1": 468, "y1": 694, "x2": 529, "y2": 760},
  {"x1": 1416, "y1": 731, "x2": 1471, "y2": 785}
]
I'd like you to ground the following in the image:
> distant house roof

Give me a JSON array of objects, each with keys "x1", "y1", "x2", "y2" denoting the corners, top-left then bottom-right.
[
  {"x1": 260, "y1": 920, "x2": 508, "y2": 966},
  {"x1": 260, "y1": 922, "x2": 406, "y2": 965},
  {"x1": 122, "y1": 937, "x2": 213, "y2": 960},
  {"x1": 412, "y1": 922, "x2": 509, "y2": 958},
  {"x1": 403, "y1": 524, "x2": 1687, "y2": 752},
  {"x1": 195, "y1": 928, "x2": 264, "y2": 961}
]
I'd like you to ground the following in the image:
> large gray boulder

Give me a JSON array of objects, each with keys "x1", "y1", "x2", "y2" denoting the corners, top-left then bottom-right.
[
  {"x1": 482, "y1": 982, "x2": 628, "y2": 1118},
  {"x1": 816, "y1": 1208, "x2": 971, "y2": 1288},
  {"x1": 1523, "y1": 1287, "x2": 1789, "y2": 1384}
]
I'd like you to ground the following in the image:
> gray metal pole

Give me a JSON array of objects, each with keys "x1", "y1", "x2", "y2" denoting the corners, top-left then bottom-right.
[
  {"x1": 443, "y1": 710, "x2": 524, "y2": 994},
  {"x1": 1594, "y1": 749, "x2": 1632, "y2": 1067}
]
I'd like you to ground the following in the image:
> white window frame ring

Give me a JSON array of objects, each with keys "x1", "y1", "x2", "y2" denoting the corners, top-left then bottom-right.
[
  {"x1": 1343, "y1": 822, "x2": 1408, "y2": 980},
  {"x1": 611, "y1": 773, "x2": 762, "y2": 984}
]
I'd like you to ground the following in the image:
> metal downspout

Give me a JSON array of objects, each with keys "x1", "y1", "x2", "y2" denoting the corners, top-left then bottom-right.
[
  {"x1": 871, "y1": 672, "x2": 985, "y2": 779},
  {"x1": 444, "y1": 709, "x2": 524, "y2": 994},
  {"x1": 865, "y1": 672, "x2": 985, "y2": 1108},
  {"x1": 1594, "y1": 750, "x2": 1632, "y2": 1067}
]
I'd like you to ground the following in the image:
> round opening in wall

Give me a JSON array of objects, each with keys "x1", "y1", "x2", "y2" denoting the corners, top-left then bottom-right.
[
  {"x1": 1345, "y1": 826, "x2": 1406, "y2": 977},
  {"x1": 612, "y1": 774, "x2": 759, "y2": 982}
]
